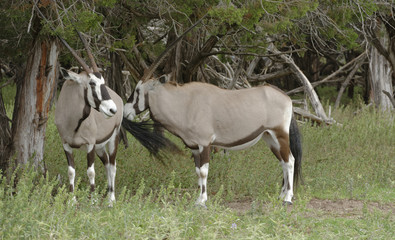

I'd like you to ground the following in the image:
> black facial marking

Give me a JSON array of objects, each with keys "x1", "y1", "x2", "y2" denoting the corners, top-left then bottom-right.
[
  {"x1": 127, "y1": 90, "x2": 135, "y2": 103},
  {"x1": 61, "y1": 69, "x2": 69, "y2": 78},
  {"x1": 93, "y1": 72, "x2": 101, "y2": 79},
  {"x1": 100, "y1": 84, "x2": 111, "y2": 100},
  {"x1": 132, "y1": 88, "x2": 140, "y2": 111},
  {"x1": 158, "y1": 75, "x2": 166, "y2": 83},
  {"x1": 91, "y1": 85, "x2": 101, "y2": 110}
]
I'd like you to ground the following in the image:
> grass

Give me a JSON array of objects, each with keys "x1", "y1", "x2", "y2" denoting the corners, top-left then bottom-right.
[{"x1": 0, "y1": 84, "x2": 394, "y2": 239}]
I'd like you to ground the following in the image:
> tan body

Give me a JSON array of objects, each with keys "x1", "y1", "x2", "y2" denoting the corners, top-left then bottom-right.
[
  {"x1": 52, "y1": 29, "x2": 121, "y2": 205},
  {"x1": 149, "y1": 82, "x2": 292, "y2": 149},
  {"x1": 55, "y1": 79, "x2": 123, "y2": 147},
  {"x1": 55, "y1": 70, "x2": 122, "y2": 205},
  {"x1": 124, "y1": 79, "x2": 302, "y2": 206}
]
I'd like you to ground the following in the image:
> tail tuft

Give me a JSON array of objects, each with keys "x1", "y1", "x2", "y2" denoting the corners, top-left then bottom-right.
[
  {"x1": 122, "y1": 118, "x2": 177, "y2": 157},
  {"x1": 289, "y1": 116, "x2": 303, "y2": 186}
]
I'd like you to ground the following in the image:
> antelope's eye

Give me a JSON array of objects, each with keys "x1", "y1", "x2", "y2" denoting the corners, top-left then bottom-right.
[{"x1": 89, "y1": 81, "x2": 96, "y2": 86}]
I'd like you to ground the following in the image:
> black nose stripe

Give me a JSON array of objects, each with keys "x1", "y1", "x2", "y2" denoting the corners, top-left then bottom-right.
[{"x1": 100, "y1": 84, "x2": 111, "y2": 100}]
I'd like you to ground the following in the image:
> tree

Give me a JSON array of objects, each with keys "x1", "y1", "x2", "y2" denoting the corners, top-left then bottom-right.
[
  {"x1": 0, "y1": 1, "x2": 87, "y2": 173},
  {"x1": 2, "y1": 0, "x2": 395, "y2": 173},
  {"x1": 12, "y1": 36, "x2": 59, "y2": 173}
]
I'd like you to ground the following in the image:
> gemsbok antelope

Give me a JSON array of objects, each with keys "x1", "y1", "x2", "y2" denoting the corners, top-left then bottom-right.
[
  {"x1": 54, "y1": 32, "x2": 122, "y2": 205},
  {"x1": 123, "y1": 76, "x2": 302, "y2": 206}
]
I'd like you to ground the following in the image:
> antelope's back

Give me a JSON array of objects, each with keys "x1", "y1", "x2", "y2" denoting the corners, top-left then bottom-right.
[{"x1": 148, "y1": 82, "x2": 292, "y2": 147}]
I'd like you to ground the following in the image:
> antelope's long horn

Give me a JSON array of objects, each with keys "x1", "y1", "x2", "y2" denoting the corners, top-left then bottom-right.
[
  {"x1": 141, "y1": 13, "x2": 207, "y2": 82},
  {"x1": 58, "y1": 36, "x2": 92, "y2": 74},
  {"x1": 76, "y1": 31, "x2": 99, "y2": 73}
]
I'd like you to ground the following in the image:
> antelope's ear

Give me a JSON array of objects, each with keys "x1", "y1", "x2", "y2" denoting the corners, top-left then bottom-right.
[
  {"x1": 158, "y1": 74, "x2": 170, "y2": 84},
  {"x1": 60, "y1": 68, "x2": 83, "y2": 84}
]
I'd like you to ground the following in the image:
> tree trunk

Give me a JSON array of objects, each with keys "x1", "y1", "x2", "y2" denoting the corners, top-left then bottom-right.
[
  {"x1": 11, "y1": 38, "x2": 59, "y2": 173},
  {"x1": 184, "y1": 35, "x2": 222, "y2": 82},
  {"x1": 0, "y1": 91, "x2": 12, "y2": 172},
  {"x1": 106, "y1": 51, "x2": 131, "y2": 99},
  {"x1": 367, "y1": 17, "x2": 395, "y2": 111},
  {"x1": 369, "y1": 39, "x2": 394, "y2": 111},
  {"x1": 106, "y1": 51, "x2": 130, "y2": 148}
]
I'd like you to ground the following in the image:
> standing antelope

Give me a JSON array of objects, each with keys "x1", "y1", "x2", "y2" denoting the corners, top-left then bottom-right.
[
  {"x1": 54, "y1": 32, "x2": 122, "y2": 205},
  {"x1": 123, "y1": 77, "x2": 302, "y2": 206}
]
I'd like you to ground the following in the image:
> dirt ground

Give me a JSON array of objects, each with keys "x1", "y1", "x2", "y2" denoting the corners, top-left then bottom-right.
[{"x1": 227, "y1": 198, "x2": 395, "y2": 218}]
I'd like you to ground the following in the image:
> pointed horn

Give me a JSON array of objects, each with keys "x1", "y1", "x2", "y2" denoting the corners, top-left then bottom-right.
[
  {"x1": 58, "y1": 36, "x2": 92, "y2": 74},
  {"x1": 76, "y1": 31, "x2": 99, "y2": 73},
  {"x1": 141, "y1": 13, "x2": 207, "y2": 82}
]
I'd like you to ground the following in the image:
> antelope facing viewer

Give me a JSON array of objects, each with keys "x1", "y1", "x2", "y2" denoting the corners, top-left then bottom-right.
[{"x1": 55, "y1": 32, "x2": 122, "y2": 205}]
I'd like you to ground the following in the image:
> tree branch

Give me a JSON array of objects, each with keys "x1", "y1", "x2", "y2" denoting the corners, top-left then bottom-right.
[
  {"x1": 248, "y1": 68, "x2": 292, "y2": 82},
  {"x1": 334, "y1": 55, "x2": 366, "y2": 108},
  {"x1": 267, "y1": 42, "x2": 330, "y2": 122}
]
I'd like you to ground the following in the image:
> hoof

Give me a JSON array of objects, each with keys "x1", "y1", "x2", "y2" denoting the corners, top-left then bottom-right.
[
  {"x1": 195, "y1": 203, "x2": 207, "y2": 209},
  {"x1": 108, "y1": 200, "x2": 115, "y2": 208},
  {"x1": 282, "y1": 201, "x2": 293, "y2": 206}
]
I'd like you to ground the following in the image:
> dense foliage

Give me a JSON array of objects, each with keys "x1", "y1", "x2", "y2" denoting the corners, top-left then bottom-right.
[{"x1": 0, "y1": 1, "x2": 392, "y2": 71}]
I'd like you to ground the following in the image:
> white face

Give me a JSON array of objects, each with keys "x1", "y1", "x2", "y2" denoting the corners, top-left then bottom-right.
[
  {"x1": 87, "y1": 72, "x2": 117, "y2": 117},
  {"x1": 62, "y1": 69, "x2": 117, "y2": 118},
  {"x1": 124, "y1": 81, "x2": 148, "y2": 121}
]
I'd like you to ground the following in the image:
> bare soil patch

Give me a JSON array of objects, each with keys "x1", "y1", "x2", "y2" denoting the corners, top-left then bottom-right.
[
  {"x1": 227, "y1": 198, "x2": 395, "y2": 218},
  {"x1": 306, "y1": 198, "x2": 394, "y2": 218}
]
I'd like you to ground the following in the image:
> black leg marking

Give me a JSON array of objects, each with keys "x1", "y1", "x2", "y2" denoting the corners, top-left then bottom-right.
[
  {"x1": 65, "y1": 150, "x2": 75, "y2": 192},
  {"x1": 87, "y1": 148, "x2": 96, "y2": 192}
]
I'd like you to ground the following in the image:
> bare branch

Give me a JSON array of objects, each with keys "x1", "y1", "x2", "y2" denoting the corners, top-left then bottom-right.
[
  {"x1": 335, "y1": 55, "x2": 366, "y2": 108},
  {"x1": 248, "y1": 68, "x2": 292, "y2": 83}
]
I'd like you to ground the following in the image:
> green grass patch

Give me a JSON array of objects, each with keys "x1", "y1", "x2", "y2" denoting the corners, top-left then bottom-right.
[{"x1": 0, "y1": 92, "x2": 394, "y2": 239}]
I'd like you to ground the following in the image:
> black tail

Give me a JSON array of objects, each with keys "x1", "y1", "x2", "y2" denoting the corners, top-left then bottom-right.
[
  {"x1": 289, "y1": 116, "x2": 303, "y2": 187},
  {"x1": 122, "y1": 117, "x2": 178, "y2": 156}
]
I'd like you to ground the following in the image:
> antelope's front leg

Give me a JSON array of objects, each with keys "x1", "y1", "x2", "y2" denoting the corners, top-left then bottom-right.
[
  {"x1": 192, "y1": 146, "x2": 210, "y2": 207},
  {"x1": 87, "y1": 144, "x2": 96, "y2": 193},
  {"x1": 63, "y1": 144, "x2": 75, "y2": 193}
]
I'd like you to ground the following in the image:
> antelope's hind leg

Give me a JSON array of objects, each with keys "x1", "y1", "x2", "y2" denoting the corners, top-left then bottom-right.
[
  {"x1": 96, "y1": 133, "x2": 119, "y2": 205},
  {"x1": 192, "y1": 146, "x2": 210, "y2": 207},
  {"x1": 262, "y1": 129, "x2": 294, "y2": 204}
]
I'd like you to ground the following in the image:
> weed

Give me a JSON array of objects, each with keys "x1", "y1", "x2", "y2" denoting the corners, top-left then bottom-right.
[{"x1": 0, "y1": 93, "x2": 394, "y2": 239}]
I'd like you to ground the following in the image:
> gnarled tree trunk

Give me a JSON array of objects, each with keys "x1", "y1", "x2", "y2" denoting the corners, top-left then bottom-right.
[
  {"x1": 12, "y1": 38, "x2": 59, "y2": 173},
  {"x1": 367, "y1": 17, "x2": 395, "y2": 111},
  {"x1": 369, "y1": 43, "x2": 394, "y2": 111}
]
